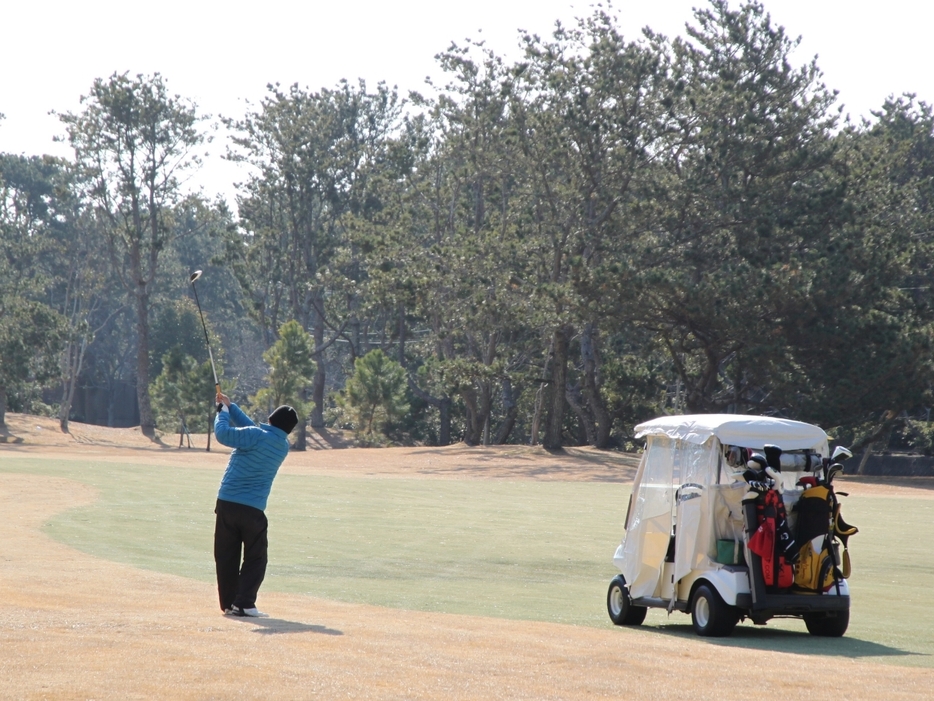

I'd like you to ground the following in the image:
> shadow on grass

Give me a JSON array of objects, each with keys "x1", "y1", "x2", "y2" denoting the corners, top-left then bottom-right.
[
  {"x1": 403, "y1": 444, "x2": 639, "y2": 482},
  {"x1": 412, "y1": 464, "x2": 637, "y2": 482},
  {"x1": 410, "y1": 445, "x2": 546, "y2": 462},
  {"x1": 305, "y1": 426, "x2": 353, "y2": 450},
  {"x1": 230, "y1": 617, "x2": 344, "y2": 636},
  {"x1": 643, "y1": 621, "x2": 922, "y2": 659},
  {"x1": 0, "y1": 424, "x2": 25, "y2": 444}
]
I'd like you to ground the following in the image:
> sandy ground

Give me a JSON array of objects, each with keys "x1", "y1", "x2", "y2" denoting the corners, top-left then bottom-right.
[{"x1": 1, "y1": 413, "x2": 933, "y2": 700}]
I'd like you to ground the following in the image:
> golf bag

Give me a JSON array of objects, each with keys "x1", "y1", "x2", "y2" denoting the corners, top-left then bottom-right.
[
  {"x1": 747, "y1": 489, "x2": 796, "y2": 589},
  {"x1": 791, "y1": 483, "x2": 858, "y2": 592}
]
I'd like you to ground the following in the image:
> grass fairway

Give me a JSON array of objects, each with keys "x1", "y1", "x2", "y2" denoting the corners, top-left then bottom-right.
[
  {"x1": 5, "y1": 456, "x2": 626, "y2": 627},
  {"x1": 4, "y1": 455, "x2": 933, "y2": 667}
]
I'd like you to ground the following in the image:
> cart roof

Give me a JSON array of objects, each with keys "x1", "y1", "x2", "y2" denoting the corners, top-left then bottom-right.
[{"x1": 634, "y1": 414, "x2": 828, "y2": 451}]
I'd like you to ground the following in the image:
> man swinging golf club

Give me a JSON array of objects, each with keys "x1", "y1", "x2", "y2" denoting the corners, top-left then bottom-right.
[
  {"x1": 189, "y1": 269, "x2": 299, "y2": 616},
  {"x1": 213, "y1": 391, "x2": 298, "y2": 617}
]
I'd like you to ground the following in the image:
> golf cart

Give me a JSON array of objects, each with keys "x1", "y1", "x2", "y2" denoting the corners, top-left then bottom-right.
[{"x1": 607, "y1": 414, "x2": 857, "y2": 637}]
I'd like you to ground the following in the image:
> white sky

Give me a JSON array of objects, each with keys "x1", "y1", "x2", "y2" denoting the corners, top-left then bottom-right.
[{"x1": 2, "y1": 0, "x2": 931, "y2": 205}]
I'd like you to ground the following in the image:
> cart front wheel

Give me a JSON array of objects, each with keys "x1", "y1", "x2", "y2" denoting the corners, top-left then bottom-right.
[
  {"x1": 691, "y1": 583, "x2": 739, "y2": 637},
  {"x1": 607, "y1": 575, "x2": 646, "y2": 626}
]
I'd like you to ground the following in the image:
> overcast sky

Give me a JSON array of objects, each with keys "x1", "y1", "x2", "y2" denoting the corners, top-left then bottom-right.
[{"x1": 2, "y1": 0, "x2": 931, "y2": 204}]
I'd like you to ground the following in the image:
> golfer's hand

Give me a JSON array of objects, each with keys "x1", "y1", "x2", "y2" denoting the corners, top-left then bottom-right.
[{"x1": 216, "y1": 392, "x2": 231, "y2": 410}]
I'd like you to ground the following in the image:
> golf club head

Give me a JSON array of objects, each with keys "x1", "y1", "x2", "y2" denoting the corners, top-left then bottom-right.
[
  {"x1": 190, "y1": 270, "x2": 203, "y2": 283},
  {"x1": 831, "y1": 446, "x2": 853, "y2": 462},
  {"x1": 827, "y1": 463, "x2": 844, "y2": 483},
  {"x1": 763, "y1": 444, "x2": 783, "y2": 472}
]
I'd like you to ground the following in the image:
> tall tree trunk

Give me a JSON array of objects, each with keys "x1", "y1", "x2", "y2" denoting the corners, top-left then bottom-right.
[
  {"x1": 581, "y1": 322, "x2": 612, "y2": 448},
  {"x1": 530, "y1": 384, "x2": 545, "y2": 446},
  {"x1": 295, "y1": 387, "x2": 308, "y2": 451},
  {"x1": 0, "y1": 386, "x2": 7, "y2": 428},
  {"x1": 494, "y1": 378, "x2": 518, "y2": 445},
  {"x1": 530, "y1": 335, "x2": 555, "y2": 446},
  {"x1": 349, "y1": 316, "x2": 361, "y2": 363},
  {"x1": 480, "y1": 381, "x2": 492, "y2": 446},
  {"x1": 543, "y1": 326, "x2": 571, "y2": 450},
  {"x1": 398, "y1": 305, "x2": 406, "y2": 366},
  {"x1": 135, "y1": 286, "x2": 155, "y2": 438},
  {"x1": 311, "y1": 313, "x2": 325, "y2": 429},
  {"x1": 59, "y1": 344, "x2": 76, "y2": 433},
  {"x1": 480, "y1": 381, "x2": 493, "y2": 445},
  {"x1": 439, "y1": 397, "x2": 451, "y2": 446},
  {"x1": 59, "y1": 336, "x2": 88, "y2": 433},
  {"x1": 462, "y1": 387, "x2": 482, "y2": 445},
  {"x1": 107, "y1": 379, "x2": 116, "y2": 428},
  {"x1": 566, "y1": 381, "x2": 596, "y2": 446},
  {"x1": 406, "y1": 377, "x2": 452, "y2": 447}
]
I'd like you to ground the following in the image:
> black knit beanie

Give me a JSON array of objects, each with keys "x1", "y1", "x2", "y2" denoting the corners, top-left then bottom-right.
[{"x1": 268, "y1": 405, "x2": 298, "y2": 434}]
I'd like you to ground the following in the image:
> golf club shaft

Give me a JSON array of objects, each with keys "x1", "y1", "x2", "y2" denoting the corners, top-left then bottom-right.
[
  {"x1": 190, "y1": 276, "x2": 221, "y2": 394},
  {"x1": 207, "y1": 346, "x2": 220, "y2": 393}
]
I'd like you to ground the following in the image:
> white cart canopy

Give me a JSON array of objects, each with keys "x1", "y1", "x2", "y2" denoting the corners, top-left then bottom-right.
[{"x1": 634, "y1": 414, "x2": 828, "y2": 452}]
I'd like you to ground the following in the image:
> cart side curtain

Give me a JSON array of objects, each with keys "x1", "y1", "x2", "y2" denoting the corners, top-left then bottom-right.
[
  {"x1": 622, "y1": 436, "x2": 675, "y2": 598},
  {"x1": 674, "y1": 438, "x2": 719, "y2": 584}
]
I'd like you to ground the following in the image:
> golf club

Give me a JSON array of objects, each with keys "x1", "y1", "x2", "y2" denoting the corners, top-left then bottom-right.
[{"x1": 189, "y1": 270, "x2": 221, "y2": 396}]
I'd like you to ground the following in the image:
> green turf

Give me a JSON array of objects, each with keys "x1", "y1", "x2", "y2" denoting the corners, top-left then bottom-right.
[
  {"x1": 3, "y1": 456, "x2": 933, "y2": 666},
  {"x1": 2, "y1": 457, "x2": 627, "y2": 627}
]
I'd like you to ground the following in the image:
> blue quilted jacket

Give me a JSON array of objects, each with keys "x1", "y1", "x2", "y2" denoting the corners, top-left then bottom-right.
[{"x1": 214, "y1": 403, "x2": 290, "y2": 511}]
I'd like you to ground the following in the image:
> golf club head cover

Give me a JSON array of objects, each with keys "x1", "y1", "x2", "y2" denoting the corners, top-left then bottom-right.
[
  {"x1": 747, "y1": 454, "x2": 767, "y2": 470},
  {"x1": 763, "y1": 444, "x2": 783, "y2": 472},
  {"x1": 743, "y1": 467, "x2": 766, "y2": 483}
]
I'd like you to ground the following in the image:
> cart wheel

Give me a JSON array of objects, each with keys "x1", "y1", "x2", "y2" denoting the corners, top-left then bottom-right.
[
  {"x1": 607, "y1": 575, "x2": 647, "y2": 626},
  {"x1": 691, "y1": 583, "x2": 739, "y2": 637},
  {"x1": 804, "y1": 609, "x2": 849, "y2": 637}
]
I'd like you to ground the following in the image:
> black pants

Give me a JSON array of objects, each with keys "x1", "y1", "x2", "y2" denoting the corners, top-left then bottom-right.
[{"x1": 214, "y1": 499, "x2": 268, "y2": 611}]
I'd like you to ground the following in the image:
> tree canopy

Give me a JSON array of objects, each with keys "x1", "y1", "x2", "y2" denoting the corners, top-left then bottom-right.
[{"x1": 3, "y1": 1, "x2": 933, "y2": 456}]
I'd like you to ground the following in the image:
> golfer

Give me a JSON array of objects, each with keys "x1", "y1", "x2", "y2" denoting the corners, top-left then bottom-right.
[{"x1": 213, "y1": 391, "x2": 298, "y2": 617}]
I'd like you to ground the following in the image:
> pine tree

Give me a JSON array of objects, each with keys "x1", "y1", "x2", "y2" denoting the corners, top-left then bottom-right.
[
  {"x1": 250, "y1": 320, "x2": 316, "y2": 443},
  {"x1": 338, "y1": 350, "x2": 410, "y2": 446}
]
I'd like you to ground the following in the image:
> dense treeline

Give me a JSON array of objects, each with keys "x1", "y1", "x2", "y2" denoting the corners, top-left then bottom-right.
[{"x1": 2, "y1": 1, "x2": 933, "y2": 456}]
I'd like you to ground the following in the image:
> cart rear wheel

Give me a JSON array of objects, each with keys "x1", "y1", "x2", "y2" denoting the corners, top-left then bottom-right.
[
  {"x1": 691, "y1": 583, "x2": 739, "y2": 637},
  {"x1": 804, "y1": 609, "x2": 849, "y2": 637},
  {"x1": 607, "y1": 575, "x2": 646, "y2": 626}
]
